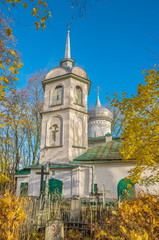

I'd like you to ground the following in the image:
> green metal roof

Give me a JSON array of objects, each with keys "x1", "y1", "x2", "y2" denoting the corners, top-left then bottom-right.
[
  {"x1": 15, "y1": 163, "x2": 77, "y2": 176},
  {"x1": 88, "y1": 136, "x2": 106, "y2": 142},
  {"x1": 88, "y1": 135, "x2": 120, "y2": 142},
  {"x1": 15, "y1": 140, "x2": 122, "y2": 176},
  {"x1": 15, "y1": 168, "x2": 31, "y2": 175},
  {"x1": 27, "y1": 163, "x2": 77, "y2": 169},
  {"x1": 74, "y1": 140, "x2": 122, "y2": 162}
]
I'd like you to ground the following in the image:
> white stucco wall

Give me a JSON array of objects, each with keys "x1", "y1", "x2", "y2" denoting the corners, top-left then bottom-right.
[
  {"x1": 18, "y1": 167, "x2": 91, "y2": 198},
  {"x1": 16, "y1": 164, "x2": 159, "y2": 198},
  {"x1": 16, "y1": 175, "x2": 30, "y2": 196},
  {"x1": 93, "y1": 163, "x2": 159, "y2": 198}
]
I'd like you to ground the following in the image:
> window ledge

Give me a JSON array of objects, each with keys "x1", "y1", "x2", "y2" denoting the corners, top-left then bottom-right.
[
  {"x1": 72, "y1": 145, "x2": 86, "y2": 149},
  {"x1": 50, "y1": 103, "x2": 63, "y2": 107},
  {"x1": 43, "y1": 145, "x2": 63, "y2": 149},
  {"x1": 74, "y1": 103, "x2": 84, "y2": 107}
]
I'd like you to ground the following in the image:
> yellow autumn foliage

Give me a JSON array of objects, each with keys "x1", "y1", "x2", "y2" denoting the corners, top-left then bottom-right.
[
  {"x1": 0, "y1": 173, "x2": 11, "y2": 184},
  {"x1": 2, "y1": 0, "x2": 52, "y2": 30},
  {"x1": 108, "y1": 68, "x2": 159, "y2": 184},
  {"x1": 0, "y1": 16, "x2": 23, "y2": 102},
  {"x1": 94, "y1": 194, "x2": 159, "y2": 240},
  {"x1": 0, "y1": 190, "x2": 27, "y2": 240}
]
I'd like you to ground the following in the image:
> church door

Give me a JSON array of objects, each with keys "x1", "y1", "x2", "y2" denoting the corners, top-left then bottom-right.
[
  {"x1": 117, "y1": 178, "x2": 135, "y2": 201},
  {"x1": 49, "y1": 178, "x2": 63, "y2": 195},
  {"x1": 42, "y1": 178, "x2": 63, "y2": 195}
]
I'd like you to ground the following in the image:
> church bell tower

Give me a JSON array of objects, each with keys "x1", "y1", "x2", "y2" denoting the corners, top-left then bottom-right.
[{"x1": 39, "y1": 30, "x2": 91, "y2": 164}]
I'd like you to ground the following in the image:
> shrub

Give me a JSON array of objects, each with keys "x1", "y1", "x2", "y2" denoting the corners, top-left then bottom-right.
[
  {"x1": 0, "y1": 190, "x2": 27, "y2": 240},
  {"x1": 94, "y1": 194, "x2": 159, "y2": 240}
]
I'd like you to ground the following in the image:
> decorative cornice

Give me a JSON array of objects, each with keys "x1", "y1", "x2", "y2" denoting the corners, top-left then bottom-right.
[
  {"x1": 88, "y1": 117, "x2": 112, "y2": 122},
  {"x1": 42, "y1": 73, "x2": 91, "y2": 93},
  {"x1": 41, "y1": 107, "x2": 89, "y2": 115}
]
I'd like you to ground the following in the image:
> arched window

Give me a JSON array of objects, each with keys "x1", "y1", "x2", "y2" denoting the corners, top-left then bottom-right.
[
  {"x1": 75, "y1": 86, "x2": 82, "y2": 105},
  {"x1": 52, "y1": 85, "x2": 63, "y2": 106}
]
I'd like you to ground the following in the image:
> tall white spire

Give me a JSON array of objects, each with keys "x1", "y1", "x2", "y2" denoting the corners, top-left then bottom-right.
[
  {"x1": 64, "y1": 30, "x2": 71, "y2": 59},
  {"x1": 60, "y1": 29, "x2": 75, "y2": 68}
]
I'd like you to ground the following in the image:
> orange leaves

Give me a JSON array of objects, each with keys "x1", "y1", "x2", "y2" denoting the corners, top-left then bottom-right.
[
  {"x1": 32, "y1": 6, "x2": 39, "y2": 16},
  {"x1": 22, "y1": 2, "x2": 28, "y2": 8},
  {"x1": 5, "y1": 27, "x2": 12, "y2": 36},
  {"x1": 0, "y1": 190, "x2": 27, "y2": 240}
]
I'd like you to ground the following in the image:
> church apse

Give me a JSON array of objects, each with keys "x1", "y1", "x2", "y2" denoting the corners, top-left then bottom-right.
[{"x1": 46, "y1": 116, "x2": 63, "y2": 147}]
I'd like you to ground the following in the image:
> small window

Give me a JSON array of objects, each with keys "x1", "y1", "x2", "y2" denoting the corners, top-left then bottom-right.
[
  {"x1": 75, "y1": 86, "x2": 82, "y2": 105},
  {"x1": 52, "y1": 85, "x2": 63, "y2": 106},
  {"x1": 20, "y1": 182, "x2": 28, "y2": 196}
]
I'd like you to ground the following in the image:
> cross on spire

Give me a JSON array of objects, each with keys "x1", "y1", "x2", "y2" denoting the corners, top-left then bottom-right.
[
  {"x1": 95, "y1": 86, "x2": 102, "y2": 107},
  {"x1": 67, "y1": 22, "x2": 72, "y2": 31},
  {"x1": 95, "y1": 86, "x2": 102, "y2": 96}
]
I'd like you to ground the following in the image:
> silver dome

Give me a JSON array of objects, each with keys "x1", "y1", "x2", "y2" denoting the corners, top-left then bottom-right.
[{"x1": 89, "y1": 96, "x2": 113, "y2": 122}]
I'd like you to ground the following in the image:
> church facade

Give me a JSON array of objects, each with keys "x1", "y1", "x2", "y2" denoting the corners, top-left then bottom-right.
[{"x1": 15, "y1": 31, "x2": 159, "y2": 201}]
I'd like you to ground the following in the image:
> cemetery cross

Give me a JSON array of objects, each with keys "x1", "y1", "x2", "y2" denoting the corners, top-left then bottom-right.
[{"x1": 36, "y1": 165, "x2": 49, "y2": 195}]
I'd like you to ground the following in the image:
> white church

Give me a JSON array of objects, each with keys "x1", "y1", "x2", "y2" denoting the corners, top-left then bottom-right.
[{"x1": 15, "y1": 31, "x2": 159, "y2": 201}]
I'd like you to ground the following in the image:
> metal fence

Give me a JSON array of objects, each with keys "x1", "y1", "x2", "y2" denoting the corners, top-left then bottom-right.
[{"x1": 19, "y1": 194, "x2": 118, "y2": 239}]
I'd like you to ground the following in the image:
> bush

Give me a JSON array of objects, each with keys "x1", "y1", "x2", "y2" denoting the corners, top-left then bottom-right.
[
  {"x1": 0, "y1": 190, "x2": 27, "y2": 240},
  {"x1": 94, "y1": 194, "x2": 159, "y2": 240}
]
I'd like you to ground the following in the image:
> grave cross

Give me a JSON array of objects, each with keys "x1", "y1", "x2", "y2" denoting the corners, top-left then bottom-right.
[{"x1": 36, "y1": 166, "x2": 49, "y2": 194}]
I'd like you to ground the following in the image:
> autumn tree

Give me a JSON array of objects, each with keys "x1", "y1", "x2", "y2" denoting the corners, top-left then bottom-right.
[
  {"x1": 0, "y1": 89, "x2": 28, "y2": 176},
  {"x1": 0, "y1": 15, "x2": 23, "y2": 102},
  {"x1": 0, "y1": 0, "x2": 48, "y2": 176},
  {"x1": 22, "y1": 71, "x2": 44, "y2": 166},
  {"x1": 0, "y1": 0, "x2": 51, "y2": 101},
  {"x1": 109, "y1": 69, "x2": 159, "y2": 184},
  {"x1": 0, "y1": 71, "x2": 44, "y2": 176}
]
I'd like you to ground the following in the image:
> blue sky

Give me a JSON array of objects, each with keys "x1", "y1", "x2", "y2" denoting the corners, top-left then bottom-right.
[{"x1": 3, "y1": 0, "x2": 159, "y2": 107}]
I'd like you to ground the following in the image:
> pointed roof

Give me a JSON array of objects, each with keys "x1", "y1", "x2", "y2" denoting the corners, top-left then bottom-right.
[
  {"x1": 95, "y1": 86, "x2": 102, "y2": 107},
  {"x1": 64, "y1": 30, "x2": 71, "y2": 59},
  {"x1": 96, "y1": 94, "x2": 101, "y2": 107},
  {"x1": 60, "y1": 30, "x2": 75, "y2": 68}
]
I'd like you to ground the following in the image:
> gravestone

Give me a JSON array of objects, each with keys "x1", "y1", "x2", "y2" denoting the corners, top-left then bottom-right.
[
  {"x1": 70, "y1": 197, "x2": 81, "y2": 222},
  {"x1": 45, "y1": 220, "x2": 64, "y2": 240}
]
